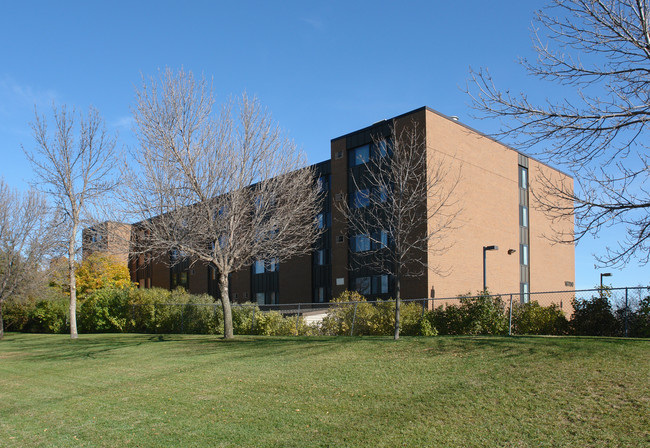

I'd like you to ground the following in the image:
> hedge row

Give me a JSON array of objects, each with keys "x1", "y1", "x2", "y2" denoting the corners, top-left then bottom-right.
[{"x1": 3, "y1": 287, "x2": 649, "y2": 337}]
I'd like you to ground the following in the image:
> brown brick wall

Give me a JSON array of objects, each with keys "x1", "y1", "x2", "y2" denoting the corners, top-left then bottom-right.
[
  {"x1": 279, "y1": 254, "x2": 312, "y2": 303},
  {"x1": 528, "y1": 159, "x2": 575, "y2": 312},
  {"x1": 424, "y1": 110, "x2": 526, "y2": 298}
]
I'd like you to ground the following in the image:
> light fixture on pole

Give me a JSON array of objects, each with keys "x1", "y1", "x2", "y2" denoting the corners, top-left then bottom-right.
[
  {"x1": 483, "y1": 245, "x2": 499, "y2": 291},
  {"x1": 600, "y1": 272, "x2": 612, "y2": 289}
]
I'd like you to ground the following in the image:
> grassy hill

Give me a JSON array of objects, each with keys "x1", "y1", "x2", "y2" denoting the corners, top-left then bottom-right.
[{"x1": 0, "y1": 333, "x2": 648, "y2": 447}]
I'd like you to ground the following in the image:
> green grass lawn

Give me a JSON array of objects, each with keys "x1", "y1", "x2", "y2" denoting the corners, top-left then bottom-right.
[{"x1": 0, "y1": 333, "x2": 648, "y2": 447}]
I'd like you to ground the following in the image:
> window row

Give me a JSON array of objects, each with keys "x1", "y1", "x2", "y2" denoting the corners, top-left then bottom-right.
[
  {"x1": 350, "y1": 230, "x2": 389, "y2": 253},
  {"x1": 354, "y1": 274, "x2": 389, "y2": 295},
  {"x1": 253, "y1": 258, "x2": 279, "y2": 274},
  {"x1": 256, "y1": 291, "x2": 278, "y2": 305},
  {"x1": 350, "y1": 186, "x2": 389, "y2": 209},
  {"x1": 348, "y1": 140, "x2": 391, "y2": 167}
]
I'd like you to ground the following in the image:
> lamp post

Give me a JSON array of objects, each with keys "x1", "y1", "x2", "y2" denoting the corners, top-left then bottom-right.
[
  {"x1": 483, "y1": 245, "x2": 499, "y2": 291},
  {"x1": 600, "y1": 272, "x2": 612, "y2": 289}
]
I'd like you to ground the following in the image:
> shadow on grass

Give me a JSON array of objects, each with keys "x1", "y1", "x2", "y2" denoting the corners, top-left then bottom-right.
[{"x1": 1, "y1": 332, "x2": 646, "y2": 363}]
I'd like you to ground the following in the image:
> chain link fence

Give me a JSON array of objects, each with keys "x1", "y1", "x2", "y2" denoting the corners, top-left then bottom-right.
[{"x1": 113, "y1": 286, "x2": 648, "y2": 337}]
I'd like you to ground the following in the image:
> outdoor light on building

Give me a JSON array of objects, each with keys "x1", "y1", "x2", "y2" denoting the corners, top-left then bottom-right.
[{"x1": 483, "y1": 245, "x2": 499, "y2": 291}]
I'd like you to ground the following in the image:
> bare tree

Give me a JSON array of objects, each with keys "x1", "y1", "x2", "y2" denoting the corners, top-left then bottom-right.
[
  {"x1": 127, "y1": 68, "x2": 322, "y2": 339},
  {"x1": 0, "y1": 181, "x2": 54, "y2": 339},
  {"x1": 339, "y1": 122, "x2": 461, "y2": 339},
  {"x1": 468, "y1": 0, "x2": 650, "y2": 267},
  {"x1": 24, "y1": 105, "x2": 118, "y2": 339}
]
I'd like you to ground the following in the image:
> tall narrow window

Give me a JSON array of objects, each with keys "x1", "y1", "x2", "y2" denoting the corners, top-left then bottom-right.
[
  {"x1": 317, "y1": 212, "x2": 331, "y2": 228},
  {"x1": 521, "y1": 283, "x2": 530, "y2": 303},
  {"x1": 520, "y1": 244, "x2": 529, "y2": 266},
  {"x1": 520, "y1": 205, "x2": 528, "y2": 228},
  {"x1": 253, "y1": 260, "x2": 265, "y2": 274},
  {"x1": 372, "y1": 274, "x2": 389, "y2": 294},
  {"x1": 519, "y1": 166, "x2": 528, "y2": 189},
  {"x1": 315, "y1": 249, "x2": 327, "y2": 265}
]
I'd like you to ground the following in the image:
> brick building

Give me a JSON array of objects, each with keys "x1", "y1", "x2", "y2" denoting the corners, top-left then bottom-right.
[{"x1": 84, "y1": 107, "x2": 575, "y2": 307}]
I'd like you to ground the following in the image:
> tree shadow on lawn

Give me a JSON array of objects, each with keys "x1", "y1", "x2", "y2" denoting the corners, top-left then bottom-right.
[
  {"x1": 2, "y1": 332, "x2": 645, "y2": 363},
  {"x1": 0, "y1": 333, "x2": 166, "y2": 361},
  {"x1": 415, "y1": 335, "x2": 648, "y2": 360}
]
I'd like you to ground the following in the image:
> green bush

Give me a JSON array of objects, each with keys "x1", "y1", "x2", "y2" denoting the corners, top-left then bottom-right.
[
  {"x1": 511, "y1": 301, "x2": 569, "y2": 335},
  {"x1": 26, "y1": 298, "x2": 69, "y2": 334},
  {"x1": 320, "y1": 291, "x2": 436, "y2": 336},
  {"x1": 182, "y1": 297, "x2": 222, "y2": 335},
  {"x1": 571, "y1": 291, "x2": 620, "y2": 336},
  {"x1": 617, "y1": 294, "x2": 650, "y2": 338},
  {"x1": 3, "y1": 298, "x2": 34, "y2": 332},
  {"x1": 232, "y1": 304, "x2": 255, "y2": 335},
  {"x1": 125, "y1": 288, "x2": 219, "y2": 334},
  {"x1": 233, "y1": 304, "x2": 314, "y2": 336},
  {"x1": 429, "y1": 291, "x2": 508, "y2": 335},
  {"x1": 78, "y1": 288, "x2": 131, "y2": 333}
]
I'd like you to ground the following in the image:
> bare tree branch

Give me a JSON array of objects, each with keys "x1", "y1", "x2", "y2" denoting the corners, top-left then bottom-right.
[
  {"x1": 126, "y1": 68, "x2": 322, "y2": 339},
  {"x1": 468, "y1": 0, "x2": 650, "y2": 267},
  {"x1": 338, "y1": 121, "x2": 462, "y2": 339},
  {"x1": 23, "y1": 105, "x2": 119, "y2": 338},
  {"x1": 0, "y1": 180, "x2": 56, "y2": 339}
]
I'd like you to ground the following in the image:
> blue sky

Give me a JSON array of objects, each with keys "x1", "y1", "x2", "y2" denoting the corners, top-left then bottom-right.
[{"x1": 0, "y1": 0, "x2": 647, "y2": 290}]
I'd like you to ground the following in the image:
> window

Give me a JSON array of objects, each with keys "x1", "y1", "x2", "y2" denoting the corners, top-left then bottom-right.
[
  {"x1": 372, "y1": 274, "x2": 389, "y2": 294},
  {"x1": 349, "y1": 144, "x2": 370, "y2": 166},
  {"x1": 315, "y1": 249, "x2": 328, "y2": 266},
  {"x1": 317, "y1": 212, "x2": 331, "y2": 229},
  {"x1": 520, "y1": 205, "x2": 528, "y2": 228},
  {"x1": 374, "y1": 186, "x2": 389, "y2": 203},
  {"x1": 371, "y1": 230, "x2": 389, "y2": 250},
  {"x1": 256, "y1": 292, "x2": 265, "y2": 305},
  {"x1": 355, "y1": 277, "x2": 371, "y2": 295},
  {"x1": 519, "y1": 166, "x2": 528, "y2": 189},
  {"x1": 373, "y1": 140, "x2": 390, "y2": 158},
  {"x1": 520, "y1": 244, "x2": 529, "y2": 266},
  {"x1": 350, "y1": 234, "x2": 370, "y2": 252},
  {"x1": 351, "y1": 189, "x2": 370, "y2": 209},
  {"x1": 315, "y1": 287, "x2": 325, "y2": 303},
  {"x1": 520, "y1": 283, "x2": 530, "y2": 303},
  {"x1": 267, "y1": 258, "x2": 279, "y2": 272},
  {"x1": 253, "y1": 260, "x2": 265, "y2": 274},
  {"x1": 317, "y1": 175, "x2": 330, "y2": 192},
  {"x1": 269, "y1": 292, "x2": 278, "y2": 305}
]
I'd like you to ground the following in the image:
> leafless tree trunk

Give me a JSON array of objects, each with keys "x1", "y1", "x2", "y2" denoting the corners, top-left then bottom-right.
[
  {"x1": 24, "y1": 105, "x2": 118, "y2": 339},
  {"x1": 127, "y1": 68, "x2": 322, "y2": 339},
  {"x1": 339, "y1": 122, "x2": 461, "y2": 340},
  {"x1": 0, "y1": 181, "x2": 54, "y2": 339},
  {"x1": 468, "y1": 0, "x2": 650, "y2": 267}
]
